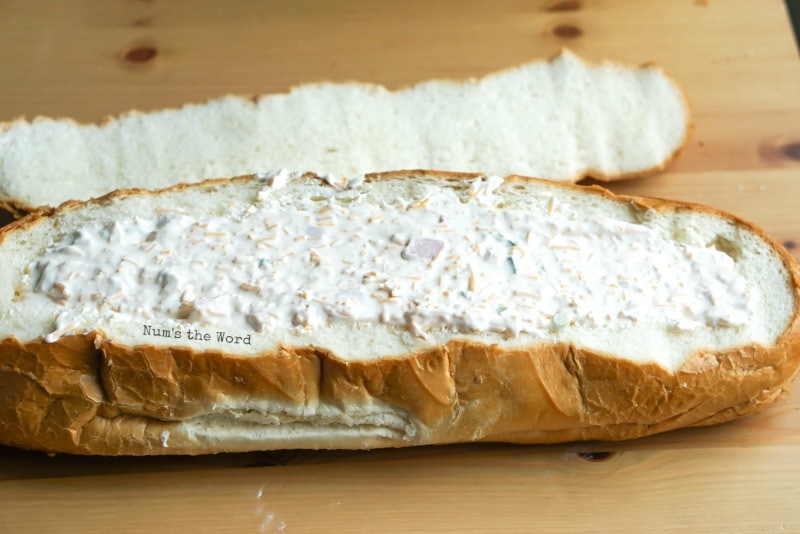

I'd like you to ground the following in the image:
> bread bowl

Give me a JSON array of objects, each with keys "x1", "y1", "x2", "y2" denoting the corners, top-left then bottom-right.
[{"x1": 0, "y1": 170, "x2": 797, "y2": 455}]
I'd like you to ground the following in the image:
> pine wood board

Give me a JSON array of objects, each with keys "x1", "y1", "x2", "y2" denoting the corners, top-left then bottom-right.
[
  {"x1": 0, "y1": 0, "x2": 799, "y2": 531},
  {"x1": 2, "y1": 438, "x2": 799, "y2": 532}
]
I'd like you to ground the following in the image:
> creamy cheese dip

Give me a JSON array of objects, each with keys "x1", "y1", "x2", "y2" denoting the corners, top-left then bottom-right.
[{"x1": 24, "y1": 176, "x2": 755, "y2": 343}]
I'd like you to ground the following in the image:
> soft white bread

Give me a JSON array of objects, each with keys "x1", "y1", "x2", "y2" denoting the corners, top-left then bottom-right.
[
  {"x1": 0, "y1": 50, "x2": 691, "y2": 214},
  {"x1": 0, "y1": 170, "x2": 797, "y2": 455}
]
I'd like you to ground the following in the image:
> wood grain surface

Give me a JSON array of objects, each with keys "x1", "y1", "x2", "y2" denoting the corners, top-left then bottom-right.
[{"x1": 1, "y1": 0, "x2": 799, "y2": 532}]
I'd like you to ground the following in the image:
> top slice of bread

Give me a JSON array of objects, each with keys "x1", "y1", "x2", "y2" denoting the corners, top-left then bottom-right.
[{"x1": 0, "y1": 50, "x2": 691, "y2": 214}]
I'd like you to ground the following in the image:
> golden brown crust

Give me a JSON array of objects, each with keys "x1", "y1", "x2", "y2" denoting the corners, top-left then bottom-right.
[
  {"x1": 2, "y1": 322, "x2": 798, "y2": 455},
  {"x1": 0, "y1": 171, "x2": 798, "y2": 455}
]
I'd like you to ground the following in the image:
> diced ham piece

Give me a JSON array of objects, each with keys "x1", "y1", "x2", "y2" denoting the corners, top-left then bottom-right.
[{"x1": 402, "y1": 238, "x2": 444, "y2": 261}]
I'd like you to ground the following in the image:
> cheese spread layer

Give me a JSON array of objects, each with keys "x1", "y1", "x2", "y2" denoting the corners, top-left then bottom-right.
[{"x1": 24, "y1": 176, "x2": 755, "y2": 342}]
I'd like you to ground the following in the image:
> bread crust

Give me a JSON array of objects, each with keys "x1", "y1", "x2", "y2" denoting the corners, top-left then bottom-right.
[
  {"x1": 0, "y1": 172, "x2": 797, "y2": 455},
  {"x1": 1, "y1": 321, "x2": 798, "y2": 455}
]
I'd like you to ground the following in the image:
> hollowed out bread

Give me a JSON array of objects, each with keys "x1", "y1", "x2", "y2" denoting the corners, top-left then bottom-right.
[{"x1": 0, "y1": 171, "x2": 796, "y2": 455}]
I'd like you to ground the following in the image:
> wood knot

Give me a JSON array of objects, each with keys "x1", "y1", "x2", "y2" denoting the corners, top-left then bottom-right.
[
  {"x1": 783, "y1": 240, "x2": 797, "y2": 251},
  {"x1": 577, "y1": 451, "x2": 617, "y2": 462},
  {"x1": 546, "y1": 0, "x2": 582, "y2": 11},
  {"x1": 782, "y1": 142, "x2": 800, "y2": 161},
  {"x1": 758, "y1": 138, "x2": 800, "y2": 164},
  {"x1": 133, "y1": 16, "x2": 155, "y2": 28},
  {"x1": 553, "y1": 24, "x2": 583, "y2": 39},
  {"x1": 123, "y1": 45, "x2": 158, "y2": 64}
]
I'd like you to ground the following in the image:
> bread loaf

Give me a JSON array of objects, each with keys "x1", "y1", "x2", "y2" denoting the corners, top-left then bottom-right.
[
  {"x1": 0, "y1": 170, "x2": 797, "y2": 455},
  {"x1": 0, "y1": 50, "x2": 691, "y2": 215}
]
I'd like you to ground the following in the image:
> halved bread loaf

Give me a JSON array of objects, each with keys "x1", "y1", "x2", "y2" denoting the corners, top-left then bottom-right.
[
  {"x1": 0, "y1": 50, "x2": 691, "y2": 215},
  {"x1": 0, "y1": 171, "x2": 797, "y2": 455}
]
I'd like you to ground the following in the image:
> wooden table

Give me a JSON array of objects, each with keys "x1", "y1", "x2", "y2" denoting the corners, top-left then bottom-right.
[{"x1": 1, "y1": 1, "x2": 799, "y2": 531}]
